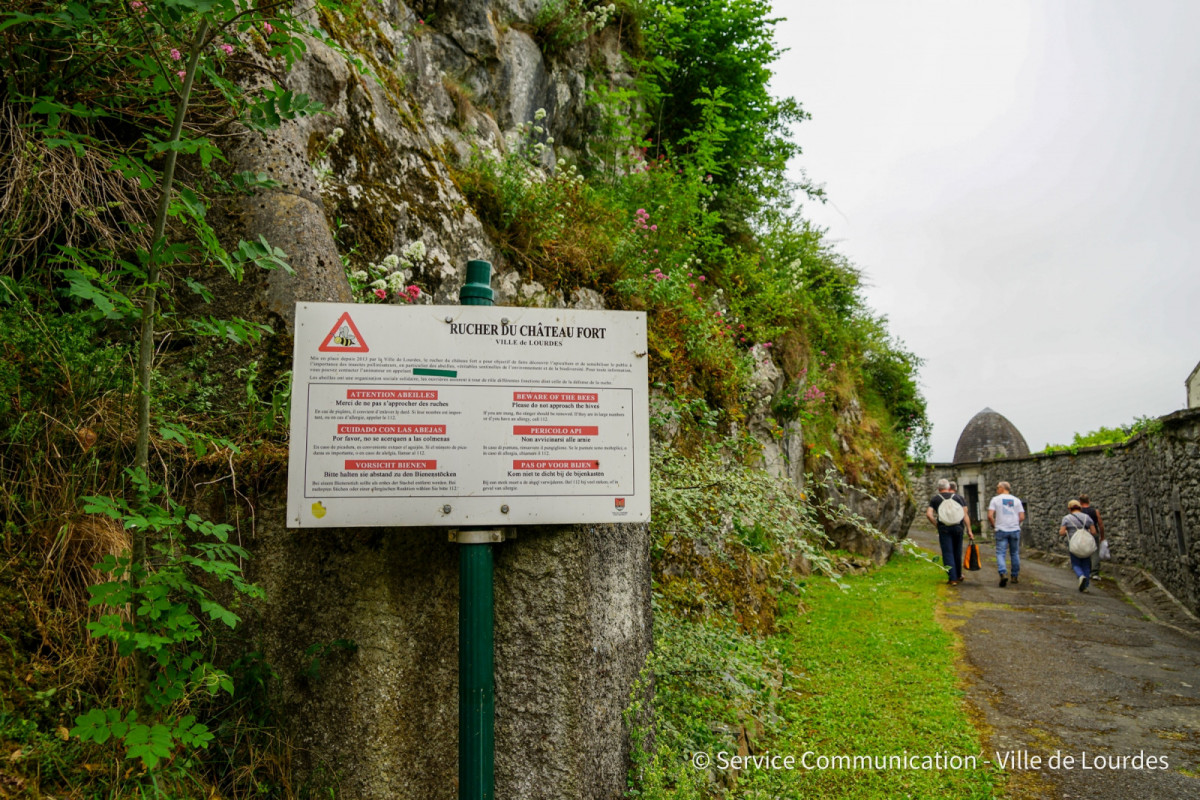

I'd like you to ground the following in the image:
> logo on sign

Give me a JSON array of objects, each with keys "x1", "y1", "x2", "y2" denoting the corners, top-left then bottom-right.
[
  {"x1": 615, "y1": 498, "x2": 626, "y2": 509},
  {"x1": 318, "y1": 312, "x2": 369, "y2": 352}
]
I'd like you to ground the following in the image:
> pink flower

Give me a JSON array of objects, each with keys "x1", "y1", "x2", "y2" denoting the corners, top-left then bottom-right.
[
  {"x1": 177, "y1": 70, "x2": 186, "y2": 79},
  {"x1": 738, "y1": 323, "x2": 745, "y2": 330},
  {"x1": 406, "y1": 285, "x2": 421, "y2": 298},
  {"x1": 170, "y1": 48, "x2": 181, "y2": 61},
  {"x1": 698, "y1": 275, "x2": 705, "y2": 281},
  {"x1": 689, "y1": 283, "x2": 695, "y2": 288},
  {"x1": 650, "y1": 224, "x2": 657, "y2": 231},
  {"x1": 219, "y1": 43, "x2": 234, "y2": 56},
  {"x1": 374, "y1": 288, "x2": 387, "y2": 300},
  {"x1": 263, "y1": 23, "x2": 274, "y2": 35},
  {"x1": 130, "y1": 1, "x2": 147, "y2": 14}
]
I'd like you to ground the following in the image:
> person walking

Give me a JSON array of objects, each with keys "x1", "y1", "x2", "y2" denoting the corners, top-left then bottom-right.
[
  {"x1": 987, "y1": 481, "x2": 1025, "y2": 587},
  {"x1": 927, "y1": 479, "x2": 974, "y2": 585},
  {"x1": 1059, "y1": 499, "x2": 1098, "y2": 592},
  {"x1": 1078, "y1": 494, "x2": 1106, "y2": 580}
]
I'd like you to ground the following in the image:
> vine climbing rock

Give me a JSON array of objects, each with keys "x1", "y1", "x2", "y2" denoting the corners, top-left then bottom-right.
[{"x1": 208, "y1": 120, "x2": 352, "y2": 331}]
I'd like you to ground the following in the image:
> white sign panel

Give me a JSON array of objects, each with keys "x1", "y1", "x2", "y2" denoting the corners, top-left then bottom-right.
[{"x1": 287, "y1": 303, "x2": 650, "y2": 527}]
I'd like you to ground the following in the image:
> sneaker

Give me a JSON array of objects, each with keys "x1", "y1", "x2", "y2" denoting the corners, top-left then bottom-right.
[
  {"x1": 1078, "y1": 575, "x2": 1086, "y2": 592},
  {"x1": 999, "y1": 574, "x2": 1008, "y2": 587},
  {"x1": 1011, "y1": 575, "x2": 1019, "y2": 584}
]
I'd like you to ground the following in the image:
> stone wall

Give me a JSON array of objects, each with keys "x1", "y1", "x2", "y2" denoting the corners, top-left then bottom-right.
[
  {"x1": 911, "y1": 407, "x2": 1200, "y2": 615},
  {"x1": 207, "y1": 470, "x2": 652, "y2": 800}
]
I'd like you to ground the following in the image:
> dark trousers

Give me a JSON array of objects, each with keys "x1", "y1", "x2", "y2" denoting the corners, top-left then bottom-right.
[{"x1": 939, "y1": 528, "x2": 964, "y2": 582}]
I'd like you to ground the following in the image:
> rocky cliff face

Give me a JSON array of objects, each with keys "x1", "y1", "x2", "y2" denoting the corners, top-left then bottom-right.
[
  {"x1": 742, "y1": 346, "x2": 916, "y2": 564},
  {"x1": 220, "y1": 4, "x2": 652, "y2": 798},
  {"x1": 219, "y1": 3, "x2": 915, "y2": 795},
  {"x1": 218, "y1": 0, "x2": 628, "y2": 328}
]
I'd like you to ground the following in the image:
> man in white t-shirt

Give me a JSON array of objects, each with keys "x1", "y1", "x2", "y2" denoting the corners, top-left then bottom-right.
[{"x1": 987, "y1": 481, "x2": 1026, "y2": 588}]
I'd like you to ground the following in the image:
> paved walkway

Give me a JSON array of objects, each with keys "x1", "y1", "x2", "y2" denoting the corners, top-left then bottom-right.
[{"x1": 909, "y1": 521, "x2": 1200, "y2": 799}]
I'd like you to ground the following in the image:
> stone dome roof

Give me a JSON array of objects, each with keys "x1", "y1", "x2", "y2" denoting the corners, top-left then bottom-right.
[{"x1": 953, "y1": 408, "x2": 1030, "y2": 463}]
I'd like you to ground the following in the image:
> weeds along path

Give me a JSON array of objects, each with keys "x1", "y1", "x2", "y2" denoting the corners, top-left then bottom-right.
[
  {"x1": 728, "y1": 548, "x2": 1002, "y2": 798},
  {"x1": 911, "y1": 520, "x2": 1200, "y2": 799}
]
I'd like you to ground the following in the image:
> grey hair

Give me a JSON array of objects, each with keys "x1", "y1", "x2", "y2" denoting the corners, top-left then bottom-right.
[
  {"x1": 998, "y1": 481, "x2": 1011, "y2": 492},
  {"x1": 936, "y1": 478, "x2": 951, "y2": 491}
]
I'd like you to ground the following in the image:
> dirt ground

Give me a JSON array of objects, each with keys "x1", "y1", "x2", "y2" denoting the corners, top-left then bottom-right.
[{"x1": 909, "y1": 520, "x2": 1200, "y2": 799}]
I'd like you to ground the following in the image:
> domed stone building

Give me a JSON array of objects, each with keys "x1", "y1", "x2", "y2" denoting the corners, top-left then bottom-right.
[
  {"x1": 909, "y1": 408, "x2": 1032, "y2": 529},
  {"x1": 946, "y1": 408, "x2": 1031, "y2": 522},
  {"x1": 953, "y1": 407, "x2": 1031, "y2": 463}
]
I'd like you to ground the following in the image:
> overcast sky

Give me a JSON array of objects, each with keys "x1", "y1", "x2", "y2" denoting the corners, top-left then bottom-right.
[{"x1": 770, "y1": 0, "x2": 1200, "y2": 461}]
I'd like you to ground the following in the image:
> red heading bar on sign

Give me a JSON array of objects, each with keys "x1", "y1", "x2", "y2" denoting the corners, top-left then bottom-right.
[
  {"x1": 513, "y1": 460, "x2": 600, "y2": 470},
  {"x1": 346, "y1": 389, "x2": 439, "y2": 400},
  {"x1": 337, "y1": 425, "x2": 447, "y2": 435},
  {"x1": 513, "y1": 426, "x2": 599, "y2": 436},
  {"x1": 512, "y1": 392, "x2": 599, "y2": 403},
  {"x1": 344, "y1": 460, "x2": 437, "y2": 470}
]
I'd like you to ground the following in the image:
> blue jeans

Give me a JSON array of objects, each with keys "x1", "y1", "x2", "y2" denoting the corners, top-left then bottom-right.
[
  {"x1": 938, "y1": 529, "x2": 964, "y2": 582},
  {"x1": 995, "y1": 529, "x2": 1020, "y2": 577},
  {"x1": 1070, "y1": 553, "x2": 1092, "y2": 579}
]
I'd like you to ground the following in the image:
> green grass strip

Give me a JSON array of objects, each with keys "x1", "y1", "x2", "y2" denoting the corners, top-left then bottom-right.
[
  {"x1": 412, "y1": 367, "x2": 457, "y2": 378},
  {"x1": 738, "y1": 553, "x2": 1003, "y2": 799}
]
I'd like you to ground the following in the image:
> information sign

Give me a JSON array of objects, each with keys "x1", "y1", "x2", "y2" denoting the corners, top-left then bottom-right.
[{"x1": 287, "y1": 303, "x2": 650, "y2": 527}]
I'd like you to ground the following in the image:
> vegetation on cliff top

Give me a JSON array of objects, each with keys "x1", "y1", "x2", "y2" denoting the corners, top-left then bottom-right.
[
  {"x1": 1038, "y1": 415, "x2": 1164, "y2": 454},
  {"x1": 461, "y1": 0, "x2": 929, "y2": 471}
]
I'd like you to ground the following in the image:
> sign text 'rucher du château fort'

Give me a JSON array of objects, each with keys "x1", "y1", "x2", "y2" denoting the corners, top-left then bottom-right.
[{"x1": 287, "y1": 303, "x2": 650, "y2": 527}]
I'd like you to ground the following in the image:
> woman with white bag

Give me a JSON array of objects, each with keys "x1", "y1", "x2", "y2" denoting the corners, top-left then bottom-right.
[{"x1": 1059, "y1": 499, "x2": 1098, "y2": 593}]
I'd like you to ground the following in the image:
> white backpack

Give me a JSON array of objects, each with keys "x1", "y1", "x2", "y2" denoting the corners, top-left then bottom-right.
[
  {"x1": 936, "y1": 495, "x2": 965, "y2": 526},
  {"x1": 1068, "y1": 514, "x2": 1097, "y2": 557}
]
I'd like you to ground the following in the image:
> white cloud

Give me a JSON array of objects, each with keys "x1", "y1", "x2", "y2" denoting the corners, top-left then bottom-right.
[{"x1": 772, "y1": 0, "x2": 1200, "y2": 459}]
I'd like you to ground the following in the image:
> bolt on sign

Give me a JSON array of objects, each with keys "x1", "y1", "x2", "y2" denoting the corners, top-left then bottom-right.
[{"x1": 287, "y1": 303, "x2": 650, "y2": 527}]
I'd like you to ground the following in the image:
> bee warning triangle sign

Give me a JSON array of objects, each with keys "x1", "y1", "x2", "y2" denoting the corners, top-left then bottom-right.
[{"x1": 318, "y1": 312, "x2": 369, "y2": 352}]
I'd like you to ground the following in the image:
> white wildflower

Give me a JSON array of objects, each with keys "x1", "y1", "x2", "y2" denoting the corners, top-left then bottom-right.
[
  {"x1": 534, "y1": 108, "x2": 547, "y2": 121},
  {"x1": 369, "y1": 279, "x2": 387, "y2": 290},
  {"x1": 351, "y1": 270, "x2": 369, "y2": 281},
  {"x1": 382, "y1": 254, "x2": 400, "y2": 270},
  {"x1": 403, "y1": 240, "x2": 427, "y2": 261}
]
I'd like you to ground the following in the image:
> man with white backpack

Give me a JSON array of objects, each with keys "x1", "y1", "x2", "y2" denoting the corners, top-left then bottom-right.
[{"x1": 926, "y1": 478, "x2": 974, "y2": 585}]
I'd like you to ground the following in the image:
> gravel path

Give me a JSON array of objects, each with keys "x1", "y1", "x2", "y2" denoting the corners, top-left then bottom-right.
[{"x1": 909, "y1": 520, "x2": 1200, "y2": 799}]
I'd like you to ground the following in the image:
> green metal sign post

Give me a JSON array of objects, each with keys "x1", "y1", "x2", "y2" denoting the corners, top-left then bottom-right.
[{"x1": 457, "y1": 259, "x2": 496, "y2": 800}]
